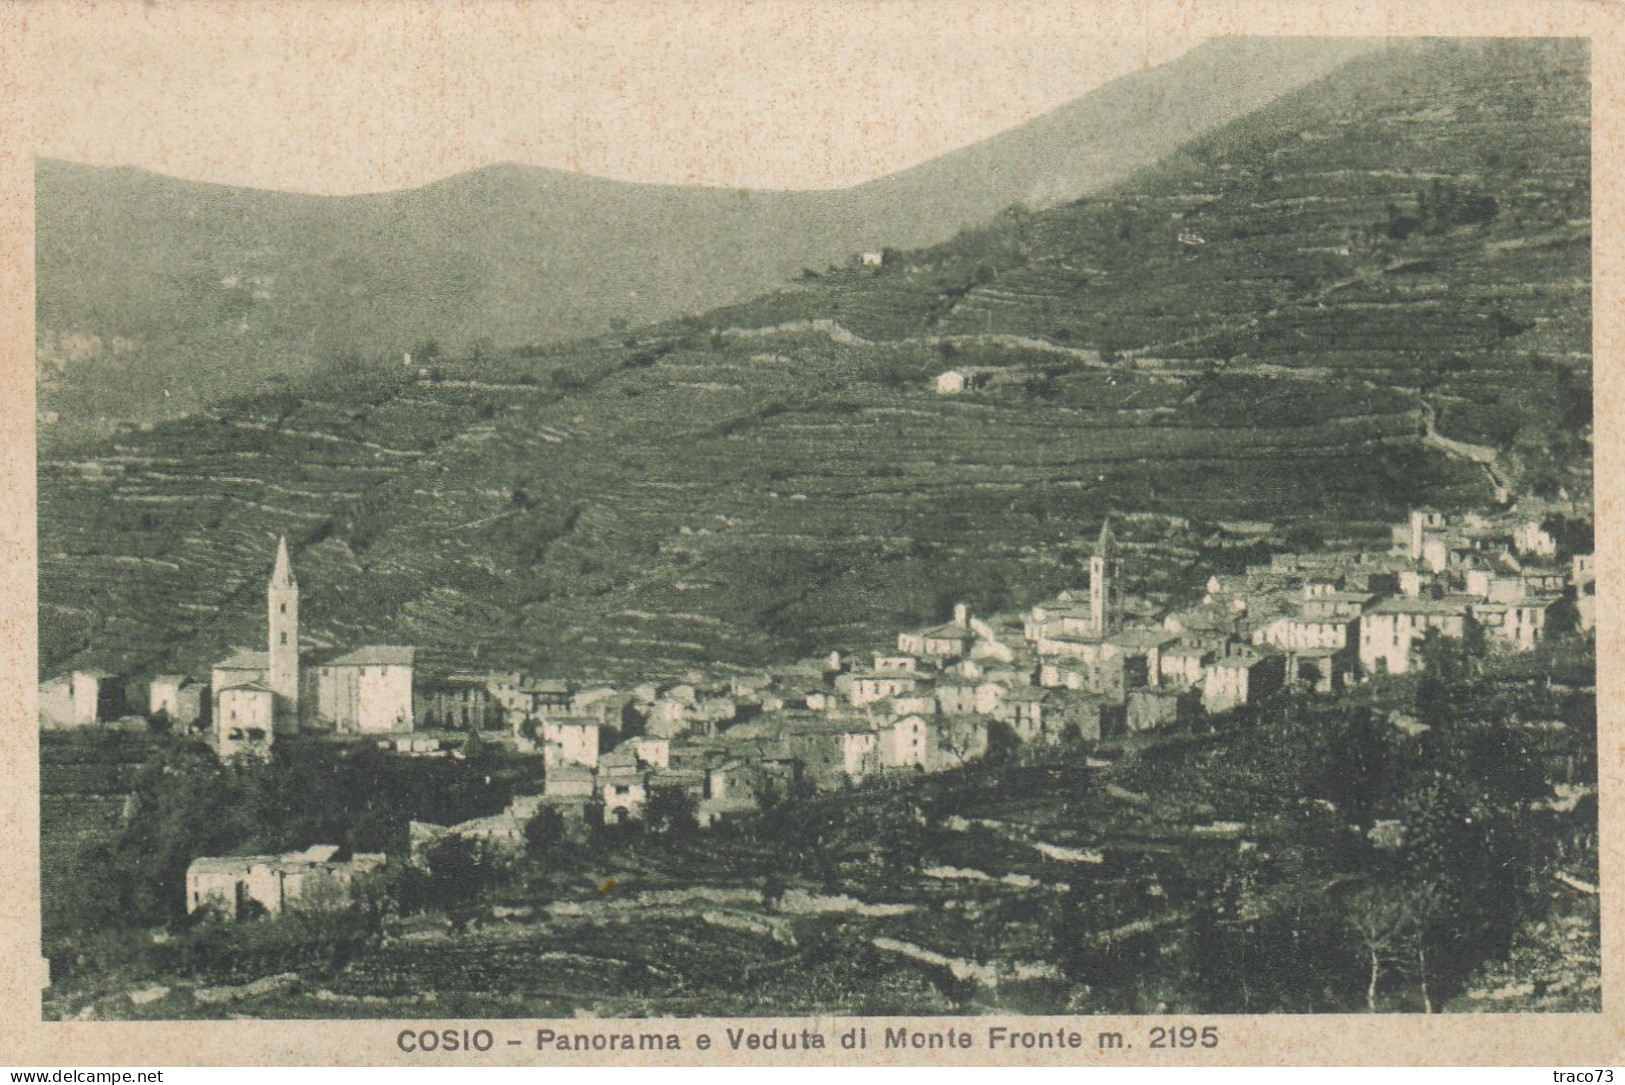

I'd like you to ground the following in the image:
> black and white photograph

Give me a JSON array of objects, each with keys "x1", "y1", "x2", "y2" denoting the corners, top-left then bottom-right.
[{"x1": 11, "y1": 1, "x2": 1607, "y2": 1054}]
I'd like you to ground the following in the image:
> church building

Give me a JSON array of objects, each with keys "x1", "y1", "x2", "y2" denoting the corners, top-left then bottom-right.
[
  {"x1": 1089, "y1": 518, "x2": 1124, "y2": 639},
  {"x1": 211, "y1": 536, "x2": 302, "y2": 758},
  {"x1": 209, "y1": 536, "x2": 419, "y2": 754}
]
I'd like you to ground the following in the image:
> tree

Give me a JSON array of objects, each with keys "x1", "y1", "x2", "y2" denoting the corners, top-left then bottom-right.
[
  {"x1": 863, "y1": 791, "x2": 924, "y2": 877},
  {"x1": 465, "y1": 336, "x2": 497, "y2": 369},
  {"x1": 111, "y1": 737, "x2": 240, "y2": 923},
  {"x1": 424, "y1": 835, "x2": 489, "y2": 922},
  {"x1": 523, "y1": 806, "x2": 566, "y2": 858},
  {"x1": 1311, "y1": 710, "x2": 1391, "y2": 823},
  {"x1": 1341, "y1": 883, "x2": 1415, "y2": 1012},
  {"x1": 289, "y1": 870, "x2": 350, "y2": 917},
  {"x1": 644, "y1": 786, "x2": 699, "y2": 839}
]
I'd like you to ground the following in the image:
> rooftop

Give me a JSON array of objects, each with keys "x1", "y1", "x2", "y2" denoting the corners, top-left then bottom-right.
[
  {"x1": 1369, "y1": 597, "x2": 1474, "y2": 616},
  {"x1": 1109, "y1": 628, "x2": 1181, "y2": 650},
  {"x1": 214, "y1": 649, "x2": 269, "y2": 671},
  {"x1": 324, "y1": 645, "x2": 416, "y2": 668},
  {"x1": 784, "y1": 716, "x2": 875, "y2": 737},
  {"x1": 187, "y1": 844, "x2": 363, "y2": 876},
  {"x1": 542, "y1": 715, "x2": 608, "y2": 729}
]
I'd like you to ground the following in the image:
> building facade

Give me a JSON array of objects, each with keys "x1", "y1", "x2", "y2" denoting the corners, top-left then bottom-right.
[{"x1": 312, "y1": 647, "x2": 417, "y2": 733}]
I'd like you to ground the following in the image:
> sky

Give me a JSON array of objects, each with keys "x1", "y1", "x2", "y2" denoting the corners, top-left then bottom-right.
[{"x1": 26, "y1": 1, "x2": 1199, "y2": 195}]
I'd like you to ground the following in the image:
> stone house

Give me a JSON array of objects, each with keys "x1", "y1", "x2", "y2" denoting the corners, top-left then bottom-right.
[
  {"x1": 1298, "y1": 591, "x2": 1374, "y2": 622},
  {"x1": 1471, "y1": 596, "x2": 1558, "y2": 652},
  {"x1": 39, "y1": 669, "x2": 122, "y2": 729},
  {"x1": 930, "y1": 716, "x2": 991, "y2": 770},
  {"x1": 536, "y1": 716, "x2": 604, "y2": 769},
  {"x1": 187, "y1": 846, "x2": 384, "y2": 919},
  {"x1": 785, "y1": 718, "x2": 879, "y2": 786},
  {"x1": 995, "y1": 687, "x2": 1048, "y2": 743},
  {"x1": 1512, "y1": 520, "x2": 1558, "y2": 557},
  {"x1": 898, "y1": 604, "x2": 976, "y2": 658},
  {"x1": 149, "y1": 674, "x2": 206, "y2": 730},
  {"x1": 414, "y1": 675, "x2": 501, "y2": 731},
  {"x1": 628, "y1": 736, "x2": 671, "y2": 769},
  {"x1": 598, "y1": 748, "x2": 648, "y2": 823},
  {"x1": 701, "y1": 759, "x2": 766, "y2": 824},
  {"x1": 1254, "y1": 612, "x2": 1360, "y2": 654},
  {"x1": 1358, "y1": 597, "x2": 1474, "y2": 676},
  {"x1": 888, "y1": 692, "x2": 939, "y2": 718},
  {"x1": 879, "y1": 714, "x2": 930, "y2": 771},
  {"x1": 1127, "y1": 688, "x2": 1201, "y2": 732},
  {"x1": 838, "y1": 670, "x2": 920, "y2": 709},
  {"x1": 1157, "y1": 644, "x2": 1213, "y2": 690},
  {"x1": 936, "y1": 680, "x2": 1006, "y2": 717},
  {"x1": 1573, "y1": 554, "x2": 1596, "y2": 633},
  {"x1": 1202, "y1": 646, "x2": 1285, "y2": 715},
  {"x1": 216, "y1": 683, "x2": 275, "y2": 759},
  {"x1": 544, "y1": 762, "x2": 597, "y2": 800},
  {"x1": 1284, "y1": 645, "x2": 1356, "y2": 694}
]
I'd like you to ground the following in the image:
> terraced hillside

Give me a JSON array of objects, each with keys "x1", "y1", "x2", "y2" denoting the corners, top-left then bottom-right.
[
  {"x1": 39, "y1": 732, "x2": 158, "y2": 928},
  {"x1": 36, "y1": 39, "x2": 1374, "y2": 443},
  {"x1": 705, "y1": 39, "x2": 1590, "y2": 495},
  {"x1": 37, "y1": 38, "x2": 1587, "y2": 686}
]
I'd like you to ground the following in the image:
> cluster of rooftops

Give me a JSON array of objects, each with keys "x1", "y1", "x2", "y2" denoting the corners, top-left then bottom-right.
[
  {"x1": 52, "y1": 500, "x2": 1595, "y2": 851},
  {"x1": 117, "y1": 497, "x2": 1588, "y2": 914},
  {"x1": 403, "y1": 501, "x2": 1595, "y2": 837}
]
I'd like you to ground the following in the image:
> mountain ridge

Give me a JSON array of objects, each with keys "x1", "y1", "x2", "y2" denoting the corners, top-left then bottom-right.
[{"x1": 36, "y1": 37, "x2": 1382, "y2": 441}]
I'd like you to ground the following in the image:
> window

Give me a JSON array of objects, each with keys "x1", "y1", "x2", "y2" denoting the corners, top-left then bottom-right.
[
  {"x1": 280, "y1": 632, "x2": 288, "y2": 645},
  {"x1": 280, "y1": 603, "x2": 287, "y2": 614}
]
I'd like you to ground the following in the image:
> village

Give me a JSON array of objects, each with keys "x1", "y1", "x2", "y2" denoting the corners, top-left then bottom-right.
[{"x1": 38, "y1": 499, "x2": 1596, "y2": 921}]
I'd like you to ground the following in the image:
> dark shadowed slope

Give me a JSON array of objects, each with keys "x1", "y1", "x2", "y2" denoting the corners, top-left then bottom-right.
[{"x1": 36, "y1": 38, "x2": 1378, "y2": 440}]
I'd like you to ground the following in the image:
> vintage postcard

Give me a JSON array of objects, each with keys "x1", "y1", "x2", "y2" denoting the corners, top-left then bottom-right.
[{"x1": 1, "y1": 0, "x2": 1621, "y2": 1067}]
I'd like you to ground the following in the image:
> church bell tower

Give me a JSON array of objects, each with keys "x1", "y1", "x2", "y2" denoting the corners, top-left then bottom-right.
[
  {"x1": 1090, "y1": 517, "x2": 1122, "y2": 638},
  {"x1": 267, "y1": 535, "x2": 299, "y2": 730}
]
